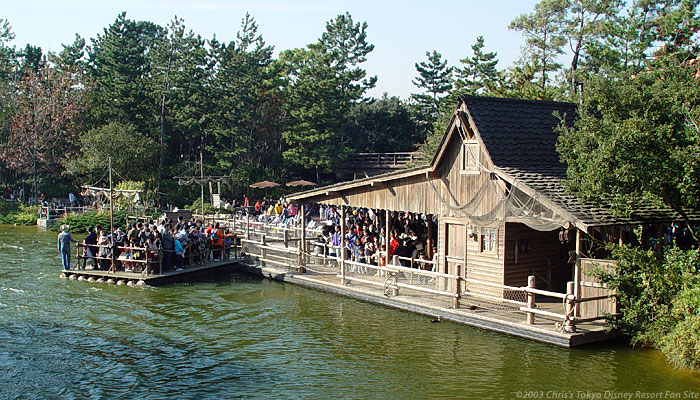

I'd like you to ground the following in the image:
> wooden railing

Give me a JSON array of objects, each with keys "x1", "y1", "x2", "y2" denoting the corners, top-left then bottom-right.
[
  {"x1": 39, "y1": 205, "x2": 90, "y2": 219},
  {"x1": 74, "y1": 240, "x2": 241, "y2": 276},
  {"x1": 345, "y1": 152, "x2": 425, "y2": 169},
  {"x1": 213, "y1": 213, "x2": 618, "y2": 331}
]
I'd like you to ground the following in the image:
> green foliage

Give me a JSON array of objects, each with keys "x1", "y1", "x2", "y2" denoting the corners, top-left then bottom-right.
[
  {"x1": 557, "y1": 56, "x2": 700, "y2": 226},
  {"x1": 89, "y1": 12, "x2": 161, "y2": 137},
  {"x1": 343, "y1": 94, "x2": 425, "y2": 153},
  {"x1": 411, "y1": 50, "x2": 453, "y2": 124},
  {"x1": 0, "y1": 202, "x2": 37, "y2": 225},
  {"x1": 48, "y1": 209, "x2": 128, "y2": 234},
  {"x1": 186, "y1": 199, "x2": 227, "y2": 216},
  {"x1": 64, "y1": 122, "x2": 158, "y2": 184},
  {"x1": 208, "y1": 13, "x2": 283, "y2": 189},
  {"x1": 454, "y1": 36, "x2": 500, "y2": 95},
  {"x1": 509, "y1": 0, "x2": 567, "y2": 91},
  {"x1": 596, "y1": 245, "x2": 700, "y2": 370},
  {"x1": 281, "y1": 12, "x2": 375, "y2": 181},
  {"x1": 656, "y1": 286, "x2": 700, "y2": 370}
]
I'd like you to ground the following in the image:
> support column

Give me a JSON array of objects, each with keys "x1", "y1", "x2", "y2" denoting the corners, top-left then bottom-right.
[
  {"x1": 427, "y1": 214, "x2": 434, "y2": 259},
  {"x1": 300, "y1": 204, "x2": 306, "y2": 254},
  {"x1": 526, "y1": 275, "x2": 536, "y2": 325},
  {"x1": 574, "y1": 229, "x2": 582, "y2": 318},
  {"x1": 246, "y1": 213, "x2": 250, "y2": 240},
  {"x1": 385, "y1": 210, "x2": 391, "y2": 262},
  {"x1": 565, "y1": 281, "x2": 576, "y2": 332},
  {"x1": 340, "y1": 205, "x2": 346, "y2": 285}
]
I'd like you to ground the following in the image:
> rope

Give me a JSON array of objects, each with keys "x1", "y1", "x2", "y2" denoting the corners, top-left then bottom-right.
[{"x1": 555, "y1": 293, "x2": 577, "y2": 333}]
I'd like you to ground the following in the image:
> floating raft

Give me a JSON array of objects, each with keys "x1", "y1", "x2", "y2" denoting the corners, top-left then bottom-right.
[{"x1": 59, "y1": 257, "x2": 243, "y2": 286}]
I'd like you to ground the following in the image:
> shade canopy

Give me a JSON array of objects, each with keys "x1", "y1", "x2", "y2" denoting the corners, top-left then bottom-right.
[
  {"x1": 286, "y1": 180, "x2": 317, "y2": 187},
  {"x1": 250, "y1": 180, "x2": 280, "y2": 189}
]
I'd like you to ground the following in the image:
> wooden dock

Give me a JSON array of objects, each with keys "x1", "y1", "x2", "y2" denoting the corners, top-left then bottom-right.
[
  {"x1": 237, "y1": 261, "x2": 617, "y2": 348},
  {"x1": 61, "y1": 257, "x2": 244, "y2": 286}
]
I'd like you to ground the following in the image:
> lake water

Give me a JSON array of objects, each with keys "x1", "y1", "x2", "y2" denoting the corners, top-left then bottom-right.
[{"x1": 0, "y1": 225, "x2": 698, "y2": 399}]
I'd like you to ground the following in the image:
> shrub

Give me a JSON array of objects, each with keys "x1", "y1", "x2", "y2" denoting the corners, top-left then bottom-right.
[
  {"x1": 0, "y1": 203, "x2": 38, "y2": 225},
  {"x1": 48, "y1": 209, "x2": 129, "y2": 234},
  {"x1": 598, "y1": 244, "x2": 700, "y2": 370}
]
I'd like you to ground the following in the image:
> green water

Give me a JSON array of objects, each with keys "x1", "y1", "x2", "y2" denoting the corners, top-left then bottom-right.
[{"x1": 0, "y1": 225, "x2": 698, "y2": 399}]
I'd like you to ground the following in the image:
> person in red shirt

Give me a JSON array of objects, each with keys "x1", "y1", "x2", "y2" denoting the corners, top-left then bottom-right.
[{"x1": 389, "y1": 230, "x2": 399, "y2": 258}]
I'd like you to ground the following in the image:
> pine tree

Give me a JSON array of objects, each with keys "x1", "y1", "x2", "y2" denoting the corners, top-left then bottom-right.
[
  {"x1": 411, "y1": 50, "x2": 453, "y2": 124},
  {"x1": 209, "y1": 13, "x2": 283, "y2": 189},
  {"x1": 281, "y1": 12, "x2": 375, "y2": 183},
  {"x1": 89, "y1": 12, "x2": 160, "y2": 137},
  {"x1": 150, "y1": 16, "x2": 210, "y2": 191},
  {"x1": 509, "y1": 0, "x2": 567, "y2": 92},
  {"x1": 454, "y1": 36, "x2": 500, "y2": 95}
]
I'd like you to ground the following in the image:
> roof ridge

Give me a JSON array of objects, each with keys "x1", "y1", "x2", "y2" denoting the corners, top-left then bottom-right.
[{"x1": 458, "y1": 94, "x2": 576, "y2": 109}]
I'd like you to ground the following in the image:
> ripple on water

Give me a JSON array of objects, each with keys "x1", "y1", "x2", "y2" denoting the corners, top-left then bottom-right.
[{"x1": 0, "y1": 225, "x2": 699, "y2": 399}]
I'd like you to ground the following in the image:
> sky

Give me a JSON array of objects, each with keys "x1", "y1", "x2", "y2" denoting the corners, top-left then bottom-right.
[{"x1": 1, "y1": 0, "x2": 541, "y2": 99}]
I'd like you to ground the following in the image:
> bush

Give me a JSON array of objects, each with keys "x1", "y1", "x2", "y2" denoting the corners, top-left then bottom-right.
[
  {"x1": 598, "y1": 244, "x2": 700, "y2": 370},
  {"x1": 0, "y1": 203, "x2": 38, "y2": 225},
  {"x1": 48, "y1": 209, "x2": 129, "y2": 234},
  {"x1": 655, "y1": 286, "x2": 700, "y2": 370}
]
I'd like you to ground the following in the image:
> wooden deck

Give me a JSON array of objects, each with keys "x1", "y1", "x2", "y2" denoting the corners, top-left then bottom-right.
[
  {"x1": 60, "y1": 257, "x2": 244, "y2": 286},
  {"x1": 237, "y1": 261, "x2": 617, "y2": 348}
]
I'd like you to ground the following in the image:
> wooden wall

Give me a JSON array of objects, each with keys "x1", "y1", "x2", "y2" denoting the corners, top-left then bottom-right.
[
  {"x1": 442, "y1": 217, "x2": 505, "y2": 297},
  {"x1": 503, "y1": 223, "x2": 563, "y2": 290},
  {"x1": 300, "y1": 103, "x2": 507, "y2": 219}
]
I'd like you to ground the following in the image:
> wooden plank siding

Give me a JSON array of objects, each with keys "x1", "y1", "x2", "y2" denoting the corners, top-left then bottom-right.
[
  {"x1": 579, "y1": 258, "x2": 617, "y2": 318},
  {"x1": 503, "y1": 223, "x2": 561, "y2": 290},
  {"x1": 298, "y1": 106, "x2": 506, "y2": 218}
]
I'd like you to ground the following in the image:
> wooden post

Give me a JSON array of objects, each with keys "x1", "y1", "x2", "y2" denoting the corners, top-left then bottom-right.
[
  {"x1": 527, "y1": 275, "x2": 536, "y2": 325},
  {"x1": 300, "y1": 204, "x2": 306, "y2": 268},
  {"x1": 300, "y1": 204, "x2": 306, "y2": 251},
  {"x1": 453, "y1": 275, "x2": 461, "y2": 309},
  {"x1": 385, "y1": 210, "x2": 391, "y2": 262},
  {"x1": 159, "y1": 250, "x2": 163, "y2": 275},
  {"x1": 574, "y1": 229, "x2": 581, "y2": 317},
  {"x1": 145, "y1": 248, "x2": 149, "y2": 275},
  {"x1": 427, "y1": 214, "x2": 434, "y2": 259},
  {"x1": 340, "y1": 205, "x2": 345, "y2": 285},
  {"x1": 284, "y1": 229, "x2": 289, "y2": 248},
  {"x1": 565, "y1": 281, "x2": 576, "y2": 332},
  {"x1": 246, "y1": 213, "x2": 250, "y2": 240}
]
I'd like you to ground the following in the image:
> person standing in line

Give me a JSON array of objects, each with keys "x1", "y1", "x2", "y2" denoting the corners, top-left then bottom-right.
[{"x1": 57, "y1": 224, "x2": 77, "y2": 271}]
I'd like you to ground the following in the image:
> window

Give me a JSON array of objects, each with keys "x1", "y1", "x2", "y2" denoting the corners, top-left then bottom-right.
[
  {"x1": 462, "y1": 142, "x2": 480, "y2": 174},
  {"x1": 481, "y1": 228, "x2": 496, "y2": 253}
]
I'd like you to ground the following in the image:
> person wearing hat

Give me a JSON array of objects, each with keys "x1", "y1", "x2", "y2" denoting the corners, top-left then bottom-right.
[{"x1": 57, "y1": 224, "x2": 77, "y2": 271}]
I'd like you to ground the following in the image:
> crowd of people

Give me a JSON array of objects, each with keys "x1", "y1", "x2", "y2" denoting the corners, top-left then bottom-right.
[
  {"x1": 57, "y1": 217, "x2": 239, "y2": 273},
  {"x1": 317, "y1": 207, "x2": 437, "y2": 270}
]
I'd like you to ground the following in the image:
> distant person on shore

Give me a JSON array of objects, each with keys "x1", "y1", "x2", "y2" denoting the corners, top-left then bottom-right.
[{"x1": 57, "y1": 224, "x2": 77, "y2": 271}]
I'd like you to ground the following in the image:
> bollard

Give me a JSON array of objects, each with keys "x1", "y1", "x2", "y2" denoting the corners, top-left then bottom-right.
[
  {"x1": 526, "y1": 275, "x2": 536, "y2": 325},
  {"x1": 564, "y1": 281, "x2": 576, "y2": 333}
]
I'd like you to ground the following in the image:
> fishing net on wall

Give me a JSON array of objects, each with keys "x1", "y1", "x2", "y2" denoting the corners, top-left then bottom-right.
[
  {"x1": 425, "y1": 121, "x2": 571, "y2": 232},
  {"x1": 427, "y1": 175, "x2": 568, "y2": 232}
]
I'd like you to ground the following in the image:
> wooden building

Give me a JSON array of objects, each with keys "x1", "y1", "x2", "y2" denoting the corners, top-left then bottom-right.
[{"x1": 288, "y1": 95, "x2": 696, "y2": 303}]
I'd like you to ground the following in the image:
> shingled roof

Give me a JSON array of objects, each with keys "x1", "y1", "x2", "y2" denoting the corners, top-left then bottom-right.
[
  {"x1": 458, "y1": 95, "x2": 700, "y2": 227},
  {"x1": 459, "y1": 95, "x2": 576, "y2": 173}
]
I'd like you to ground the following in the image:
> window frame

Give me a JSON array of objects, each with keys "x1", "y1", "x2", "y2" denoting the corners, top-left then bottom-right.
[{"x1": 461, "y1": 141, "x2": 481, "y2": 175}]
